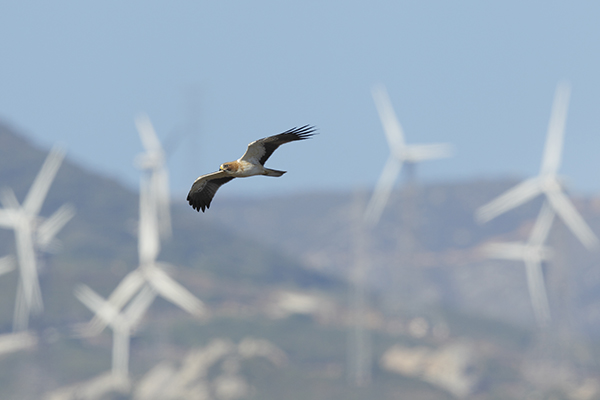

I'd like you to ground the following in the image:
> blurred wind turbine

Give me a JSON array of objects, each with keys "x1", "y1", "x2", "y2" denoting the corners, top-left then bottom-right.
[
  {"x1": 364, "y1": 85, "x2": 454, "y2": 226},
  {"x1": 75, "y1": 284, "x2": 156, "y2": 378},
  {"x1": 476, "y1": 82, "x2": 599, "y2": 250},
  {"x1": 482, "y1": 202, "x2": 555, "y2": 327},
  {"x1": 37, "y1": 203, "x2": 76, "y2": 253},
  {"x1": 135, "y1": 113, "x2": 172, "y2": 239},
  {"x1": 0, "y1": 147, "x2": 75, "y2": 331},
  {"x1": 77, "y1": 178, "x2": 206, "y2": 337}
]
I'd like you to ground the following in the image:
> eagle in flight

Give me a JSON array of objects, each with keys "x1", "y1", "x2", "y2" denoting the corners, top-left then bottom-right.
[{"x1": 187, "y1": 125, "x2": 316, "y2": 212}]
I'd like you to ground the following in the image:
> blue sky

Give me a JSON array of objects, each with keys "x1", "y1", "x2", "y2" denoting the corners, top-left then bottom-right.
[{"x1": 1, "y1": 2, "x2": 600, "y2": 200}]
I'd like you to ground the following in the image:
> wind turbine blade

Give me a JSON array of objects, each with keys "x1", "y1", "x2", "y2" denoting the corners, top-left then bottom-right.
[
  {"x1": 0, "y1": 189, "x2": 19, "y2": 229},
  {"x1": 371, "y1": 84, "x2": 406, "y2": 155},
  {"x1": 84, "y1": 270, "x2": 145, "y2": 336},
  {"x1": 546, "y1": 189, "x2": 599, "y2": 250},
  {"x1": 37, "y1": 203, "x2": 75, "y2": 250},
  {"x1": 476, "y1": 178, "x2": 541, "y2": 223},
  {"x1": 0, "y1": 188, "x2": 20, "y2": 210},
  {"x1": 0, "y1": 209, "x2": 17, "y2": 228},
  {"x1": 540, "y1": 82, "x2": 570, "y2": 176},
  {"x1": 74, "y1": 284, "x2": 126, "y2": 330},
  {"x1": 364, "y1": 157, "x2": 402, "y2": 226},
  {"x1": 124, "y1": 285, "x2": 156, "y2": 328},
  {"x1": 0, "y1": 255, "x2": 15, "y2": 276},
  {"x1": 108, "y1": 270, "x2": 146, "y2": 310},
  {"x1": 524, "y1": 258, "x2": 551, "y2": 327},
  {"x1": 529, "y1": 201, "x2": 555, "y2": 246},
  {"x1": 482, "y1": 242, "x2": 527, "y2": 260},
  {"x1": 74, "y1": 284, "x2": 113, "y2": 320},
  {"x1": 145, "y1": 266, "x2": 206, "y2": 315},
  {"x1": 135, "y1": 113, "x2": 162, "y2": 153},
  {"x1": 23, "y1": 146, "x2": 66, "y2": 216}
]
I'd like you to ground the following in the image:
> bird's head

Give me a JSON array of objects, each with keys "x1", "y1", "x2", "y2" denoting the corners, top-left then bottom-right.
[{"x1": 219, "y1": 163, "x2": 232, "y2": 172}]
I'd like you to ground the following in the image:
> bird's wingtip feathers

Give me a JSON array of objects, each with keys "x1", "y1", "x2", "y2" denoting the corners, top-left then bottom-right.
[
  {"x1": 282, "y1": 125, "x2": 318, "y2": 139},
  {"x1": 187, "y1": 193, "x2": 207, "y2": 212}
]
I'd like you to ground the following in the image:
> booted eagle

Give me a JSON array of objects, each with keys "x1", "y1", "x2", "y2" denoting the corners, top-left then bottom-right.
[{"x1": 187, "y1": 125, "x2": 316, "y2": 212}]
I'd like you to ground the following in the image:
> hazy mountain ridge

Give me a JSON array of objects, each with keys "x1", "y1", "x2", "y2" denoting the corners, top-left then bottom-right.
[
  {"x1": 7, "y1": 119, "x2": 598, "y2": 333},
  {"x1": 2, "y1": 122, "x2": 600, "y2": 399}
]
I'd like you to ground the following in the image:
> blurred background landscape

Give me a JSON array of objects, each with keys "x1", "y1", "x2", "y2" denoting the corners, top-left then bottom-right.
[
  {"x1": 2, "y1": 118, "x2": 600, "y2": 399},
  {"x1": 2, "y1": 2, "x2": 600, "y2": 399}
]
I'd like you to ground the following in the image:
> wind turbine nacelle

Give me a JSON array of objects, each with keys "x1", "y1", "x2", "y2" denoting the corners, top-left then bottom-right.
[{"x1": 134, "y1": 153, "x2": 165, "y2": 171}]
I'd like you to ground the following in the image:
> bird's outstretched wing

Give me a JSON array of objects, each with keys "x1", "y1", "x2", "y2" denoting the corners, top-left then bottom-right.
[
  {"x1": 240, "y1": 125, "x2": 316, "y2": 166},
  {"x1": 187, "y1": 171, "x2": 235, "y2": 212}
]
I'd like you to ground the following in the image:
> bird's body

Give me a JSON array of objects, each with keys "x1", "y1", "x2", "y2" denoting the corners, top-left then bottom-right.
[
  {"x1": 187, "y1": 125, "x2": 316, "y2": 212},
  {"x1": 218, "y1": 160, "x2": 284, "y2": 177}
]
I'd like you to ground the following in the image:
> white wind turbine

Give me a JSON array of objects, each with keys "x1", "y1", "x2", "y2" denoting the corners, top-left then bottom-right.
[
  {"x1": 75, "y1": 283, "x2": 156, "y2": 378},
  {"x1": 135, "y1": 113, "x2": 172, "y2": 239},
  {"x1": 482, "y1": 202, "x2": 555, "y2": 327},
  {"x1": 476, "y1": 82, "x2": 599, "y2": 250},
  {"x1": 364, "y1": 85, "x2": 454, "y2": 226},
  {"x1": 78, "y1": 177, "x2": 205, "y2": 337},
  {"x1": 0, "y1": 147, "x2": 75, "y2": 331}
]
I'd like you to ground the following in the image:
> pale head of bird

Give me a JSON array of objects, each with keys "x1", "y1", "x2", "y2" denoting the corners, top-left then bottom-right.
[{"x1": 219, "y1": 163, "x2": 234, "y2": 173}]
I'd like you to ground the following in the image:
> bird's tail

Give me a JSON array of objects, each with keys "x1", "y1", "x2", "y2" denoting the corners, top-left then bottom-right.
[{"x1": 264, "y1": 168, "x2": 286, "y2": 177}]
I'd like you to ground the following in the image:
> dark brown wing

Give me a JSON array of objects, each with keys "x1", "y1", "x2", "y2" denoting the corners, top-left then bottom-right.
[
  {"x1": 239, "y1": 125, "x2": 316, "y2": 166},
  {"x1": 187, "y1": 171, "x2": 235, "y2": 212}
]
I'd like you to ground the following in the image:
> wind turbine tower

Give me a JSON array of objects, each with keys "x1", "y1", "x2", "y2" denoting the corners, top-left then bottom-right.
[{"x1": 364, "y1": 84, "x2": 454, "y2": 226}]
